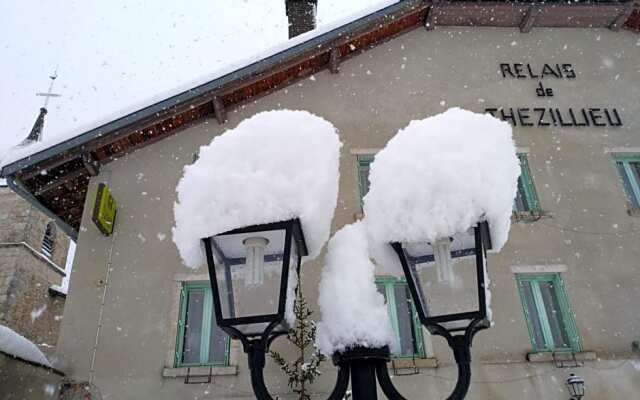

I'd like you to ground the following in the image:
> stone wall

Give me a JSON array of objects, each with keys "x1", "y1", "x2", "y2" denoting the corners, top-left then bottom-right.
[
  {"x1": 0, "y1": 352, "x2": 64, "y2": 399},
  {"x1": 0, "y1": 245, "x2": 65, "y2": 357}
]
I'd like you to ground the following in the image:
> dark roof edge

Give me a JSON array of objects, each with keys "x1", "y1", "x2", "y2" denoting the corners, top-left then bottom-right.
[
  {"x1": 6, "y1": 178, "x2": 78, "y2": 241},
  {"x1": 1, "y1": 0, "x2": 421, "y2": 177}
]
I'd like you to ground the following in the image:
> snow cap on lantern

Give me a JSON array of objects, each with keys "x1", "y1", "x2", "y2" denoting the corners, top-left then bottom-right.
[
  {"x1": 173, "y1": 110, "x2": 342, "y2": 269},
  {"x1": 363, "y1": 108, "x2": 520, "y2": 272}
]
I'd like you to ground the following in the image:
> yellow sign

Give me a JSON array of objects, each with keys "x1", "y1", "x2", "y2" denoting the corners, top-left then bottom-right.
[{"x1": 92, "y1": 183, "x2": 117, "y2": 236}]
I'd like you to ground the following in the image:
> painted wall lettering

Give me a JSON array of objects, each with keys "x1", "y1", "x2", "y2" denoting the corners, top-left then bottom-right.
[{"x1": 489, "y1": 63, "x2": 622, "y2": 127}]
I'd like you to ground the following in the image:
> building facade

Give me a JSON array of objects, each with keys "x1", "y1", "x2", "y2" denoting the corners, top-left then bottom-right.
[
  {"x1": 0, "y1": 183, "x2": 70, "y2": 358},
  {"x1": 2, "y1": 1, "x2": 640, "y2": 399}
]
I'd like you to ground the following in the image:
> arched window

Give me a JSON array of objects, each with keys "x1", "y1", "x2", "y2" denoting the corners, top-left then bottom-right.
[{"x1": 41, "y1": 222, "x2": 56, "y2": 259}]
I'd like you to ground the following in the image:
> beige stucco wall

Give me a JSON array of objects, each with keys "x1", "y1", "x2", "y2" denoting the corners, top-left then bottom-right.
[{"x1": 56, "y1": 27, "x2": 640, "y2": 399}]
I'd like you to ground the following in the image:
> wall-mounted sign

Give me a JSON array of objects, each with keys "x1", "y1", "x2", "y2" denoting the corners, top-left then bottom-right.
[
  {"x1": 92, "y1": 183, "x2": 117, "y2": 236},
  {"x1": 485, "y1": 63, "x2": 623, "y2": 128}
]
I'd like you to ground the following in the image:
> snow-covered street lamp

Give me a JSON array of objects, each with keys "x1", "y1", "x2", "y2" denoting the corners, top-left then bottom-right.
[
  {"x1": 202, "y1": 219, "x2": 308, "y2": 398},
  {"x1": 390, "y1": 221, "x2": 493, "y2": 399}
]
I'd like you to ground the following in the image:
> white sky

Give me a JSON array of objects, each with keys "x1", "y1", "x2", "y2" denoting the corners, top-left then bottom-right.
[{"x1": 0, "y1": 0, "x2": 389, "y2": 156}]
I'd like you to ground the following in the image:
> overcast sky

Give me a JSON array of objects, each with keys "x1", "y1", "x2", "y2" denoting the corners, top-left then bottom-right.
[{"x1": 0, "y1": 0, "x2": 389, "y2": 156}]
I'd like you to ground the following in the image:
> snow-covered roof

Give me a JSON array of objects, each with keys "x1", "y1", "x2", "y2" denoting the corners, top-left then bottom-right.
[
  {"x1": 0, "y1": 0, "x2": 400, "y2": 175},
  {"x1": 0, "y1": 324, "x2": 51, "y2": 367}
]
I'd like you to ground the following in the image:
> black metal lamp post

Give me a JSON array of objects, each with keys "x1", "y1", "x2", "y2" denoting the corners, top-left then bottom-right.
[
  {"x1": 566, "y1": 373, "x2": 585, "y2": 400},
  {"x1": 390, "y1": 221, "x2": 493, "y2": 399},
  {"x1": 203, "y1": 220, "x2": 493, "y2": 400},
  {"x1": 202, "y1": 219, "x2": 309, "y2": 399}
]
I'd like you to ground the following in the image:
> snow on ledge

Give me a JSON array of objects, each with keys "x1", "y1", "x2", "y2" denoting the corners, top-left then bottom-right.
[
  {"x1": 364, "y1": 108, "x2": 519, "y2": 271},
  {"x1": 172, "y1": 110, "x2": 341, "y2": 268},
  {"x1": 0, "y1": 324, "x2": 51, "y2": 367}
]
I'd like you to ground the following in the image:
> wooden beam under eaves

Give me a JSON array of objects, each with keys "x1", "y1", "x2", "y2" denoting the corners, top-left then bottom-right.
[
  {"x1": 34, "y1": 169, "x2": 86, "y2": 196},
  {"x1": 424, "y1": 4, "x2": 436, "y2": 31},
  {"x1": 212, "y1": 96, "x2": 226, "y2": 124},
  {"x1": 610, "y1": 2, "x2": 636, "y2": 31},
  {"x1": 82, "y1": 153, "x2": 100, "y2": 176},
  {"x1": 520, "y1": 6, "x2": 538, "y2": 33},
  {"x1": 329, "y1": 48, "x2": 341, "y2": 74}
]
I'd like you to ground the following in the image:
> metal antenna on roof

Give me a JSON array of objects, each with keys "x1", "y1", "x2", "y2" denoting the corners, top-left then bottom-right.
[{"x1": 21, "y1": 67, "x2": 61, "y2": 145}]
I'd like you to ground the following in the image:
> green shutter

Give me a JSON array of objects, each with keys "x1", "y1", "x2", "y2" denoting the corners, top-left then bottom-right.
[
  {"x1": 515, "y1": 153, "x2": 541, "y2": 213},
  {"x1": 613, "y1": 155, "x2": 640, "y2": 210},
  {"x1": 175, "y1": 281, "x2": 230, "y2": 367},
  {"x1": 356, "y1": 154, "x2": 374, "y2": 210},
  {"x1": 375, "y1": 276, "x2": 425, "y2": 359},
  {"x1": 515, "y1": 274, "x2": 581, "y2": 353}
]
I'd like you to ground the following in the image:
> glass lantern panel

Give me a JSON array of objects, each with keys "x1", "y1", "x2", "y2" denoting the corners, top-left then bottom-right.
[
  {"x1": 403, "y1": 228, "x2": 480, "y2": 320},
  {"x1": 211, "y1": 228, "x2": 287, "y2": 323}
]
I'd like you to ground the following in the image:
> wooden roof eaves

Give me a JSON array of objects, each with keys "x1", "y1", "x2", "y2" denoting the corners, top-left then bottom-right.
[{"x1": 1, "y1": 0, "x2": 425, "y2": 177}]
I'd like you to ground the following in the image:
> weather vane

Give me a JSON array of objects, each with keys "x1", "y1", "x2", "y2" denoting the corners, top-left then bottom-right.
[{"x1": 36, "y1": 66, "x2": 61, "y2": 110}]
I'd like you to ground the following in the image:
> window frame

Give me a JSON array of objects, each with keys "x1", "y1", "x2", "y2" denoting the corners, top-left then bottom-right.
[
  {"x1": 356, "y1": 154, "x2": 375, "y2": 210},
  {"x1": 514, "y1": 153, "x2": 541, "y2": 215},
  {"x1": 41, "y1": 222, "x2": 56, "y2": 259},
  {"x1": 516, "y1": 273, "x2": 581, "y2": 353},
  {"x1": 174, "y1": 281, "x2": 230, "y2": 368},
  {"x1": 375, "y1": 276, "x2": 426, "y2": 359},
  {"x1": 613, "y1": 154, "x2": 640, "y2": 212}
]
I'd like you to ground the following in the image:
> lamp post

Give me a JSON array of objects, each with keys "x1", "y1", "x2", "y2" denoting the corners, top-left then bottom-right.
[
  {"x1": 390, "y1": 221, "x2": 493, "y2": 399},
  {"x1": 566, "y1": 373, "x2": 585, "y2": 400},
  {"x1": 202, "y1": 219, "x2": 309, "y2": 399},
  {"x1": 203, "y1": 219, "x2": 493, "y2": 400}
]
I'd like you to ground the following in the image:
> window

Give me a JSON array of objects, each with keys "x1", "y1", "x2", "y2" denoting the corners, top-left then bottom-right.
[
  {"x1": 356, "y1": 154, "x2": 374, "y2": 208},
  {"x1": 613, "y1": 155, "x2": 640, "y2": 212},
  {"x1": 514, "y1": 153, "x2": 541, "y2": 214},
  {"x1": 516, "y1": 274, "x2": 581, "y2": 353},
  {"x1": 376, "y1": 277, "x2": 426, "y2": 358},
  {"x1": 41, "y1": 222, "x2": 56, "y2": 259},
  {"x1": 175, "y1": 282, "x2": 230, "y2": 367}
]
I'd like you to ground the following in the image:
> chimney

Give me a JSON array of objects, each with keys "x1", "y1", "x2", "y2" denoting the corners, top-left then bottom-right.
[{"x1": 285, "y1": 0, "x2": 317, "y2": 38}]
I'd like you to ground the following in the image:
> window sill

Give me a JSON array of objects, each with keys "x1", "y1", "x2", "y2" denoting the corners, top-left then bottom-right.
[
  {"x1": 162, "y1": 365, "x2": 238, "y2": 378},
  {"x1": 526, "y1": 351, "x2": 596, "y2": 363},
  {"x1": 627, "y1": 208, "x2": 640, "y2": 217},
  {"x1": 388, "y1": 357, "x2": 437, "y2": 369},
  {"x1": 512, "y1": 211, "x2": 544, "y2": 223}
]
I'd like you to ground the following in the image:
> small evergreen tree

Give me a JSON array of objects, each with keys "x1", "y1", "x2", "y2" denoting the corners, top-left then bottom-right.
[{"x1": 269, "y1": 278, "x2": 325, "y2": 400}]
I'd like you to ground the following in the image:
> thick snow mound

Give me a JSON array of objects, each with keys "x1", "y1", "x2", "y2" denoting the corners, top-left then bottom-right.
[
  {"x1": 316, "y1": 222, "x2": 395, "y2": 356},
  {"x1": 364, "y1": 108, "x2": 519, "y2": 254},
  {"x1": 0, "y1": 324, "x2": 51, "y2": 367},
  {"x1": 173, "y1": 110, "x2": 341, "y2": 268}
]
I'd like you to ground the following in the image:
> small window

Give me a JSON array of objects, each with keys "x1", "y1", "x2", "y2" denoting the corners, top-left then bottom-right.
[
  {"x1": 41, "y1": 222, "x2": 56, "y2": 259},
  {"x1": 514, "y1": 153, "x2": 541, "y2": 215},
  {"x1": 176, "y1": 282, "x2": 230, "y2": 367},
  {"x1": 356, "y1": 154, "x2": 374, "y2": 209},
  {"x1": 376, "y1": 277, "x2": 426, "y2": 358},
  {"x1": 516, "y1": 274, "x2": 581, "y2": 353},
  {"x1": 613, "y1": 155, "x2": 640, "y2": 212}
]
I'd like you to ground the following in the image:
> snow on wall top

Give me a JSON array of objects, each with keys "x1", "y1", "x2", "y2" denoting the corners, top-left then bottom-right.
[
  {"x1": 172, "y1": 110, "x2": 341, "y2": 268},
  {"x1": 316, "y1": 222, "x2": 395, "y2": 356},
  {"x1": 0, "y1": 324, "x2": 51, "y2": 367},
  {"x1": 364, "y1": 108, "x2": 519, "y2": 255}
]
